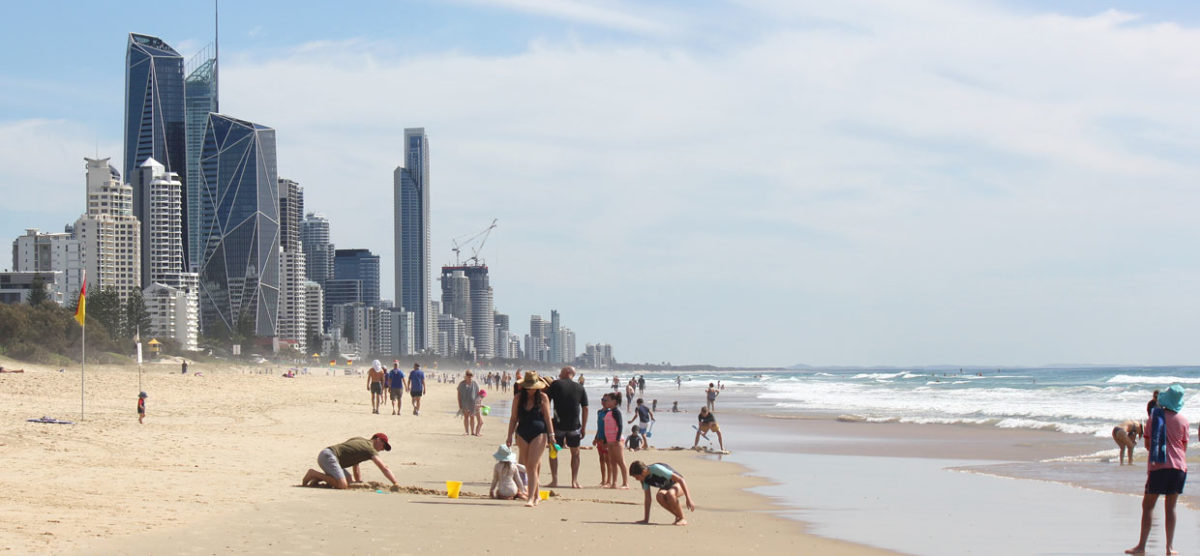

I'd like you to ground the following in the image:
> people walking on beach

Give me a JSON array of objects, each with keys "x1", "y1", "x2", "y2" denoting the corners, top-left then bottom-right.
[
  {"x1": 675, "y1": 375, "x2": 681, "y2": 389},
  {"x1": 626, "y1": 379, "x2": 636, "y2": 411},
  {"x1": 693, "y1": 407, "x2": 725, "y2": 452},
  {"x1": 137, "y1": 391, "x2": 147, "y2": 424},
  {"x1": 612, "y1": 375, "x2": 619, "y2": 391},
  {"x1": 1125, "y1": 384, "x2": 1189, "y2": 556},
  {"x1": 489, "y1": 444, "x2": 528, "y2": 500},
  {"x1": 547, "y1": 366, "x2": 589, "y2": 489},
  {"x1": 628, "y1": 398, "x2": 654, "y2": 448},
  {"x1": 458, "y1": 370, "x2": 482, "y2": 435},
  {"x1": 630, "y1": 460, "x2": 694, "y2": 526},
  {"x1": 705, "y1": 383, "x2": 719, "y2": 411},
  {"x1": 386, "y1": 361, "x2": 406, "y2": 415},
  {"x1": 367, "y1": 360, "x2": 386, "y2": 414},
  {"x1": 506, "y1": 371, "x2": 555, "y2": 507},
  {"x1": 301, "y1": 433, "x2": 398, "y2": 490},
  {"x1": 409, "y1": 363, "x2": 425, "y2": 415},
  {"x1": 1112, "y1": 419, "x2": 1143, "y2": 466},
  {"x1": 638, "y1": 375, "x2": 646, "y2": 395}
]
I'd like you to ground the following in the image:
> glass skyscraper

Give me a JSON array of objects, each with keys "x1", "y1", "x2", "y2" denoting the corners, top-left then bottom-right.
[
  {"x1": 184, "y1": 45, "x2": 218, "y2": 271},
  {"x1": 334, "y1": 249, "x2": 381, "y2": 309},
  {"x1": 197, "y1": 114, "x2": 280, "y2": 338},
  {"x1": 394, "y1": 128, "x2": 432, "y2": 352},
  {"x1": 125, "y1": 33, "x2": 186, "y2": 237}
]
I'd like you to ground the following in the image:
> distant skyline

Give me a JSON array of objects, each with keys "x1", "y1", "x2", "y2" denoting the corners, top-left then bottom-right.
[{"x1": 3, "y1": 1, "x2": 1200, "y2": 367}]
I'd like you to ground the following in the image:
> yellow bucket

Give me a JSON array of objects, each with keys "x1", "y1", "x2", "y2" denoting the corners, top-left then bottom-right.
[
  {"x1": 538, "y1": 490, "x2": 550, "y2": 501},
  {"x1": 446, "y1": 481, "x2": 463, "y2": 499}
]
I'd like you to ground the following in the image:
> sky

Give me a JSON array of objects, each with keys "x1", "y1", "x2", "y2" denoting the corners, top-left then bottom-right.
[{"x1": 2, "y1": 0, "x2": 1200, "y2": 368}]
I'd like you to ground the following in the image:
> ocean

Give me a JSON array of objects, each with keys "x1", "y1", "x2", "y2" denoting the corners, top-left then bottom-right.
[{"x1": 618, "y1": 367, "x2": 1200, "y2": 555}]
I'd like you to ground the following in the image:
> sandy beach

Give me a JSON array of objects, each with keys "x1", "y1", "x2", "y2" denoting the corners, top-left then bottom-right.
[{"x1": 0, "y1": 358, "x2": 895, "y2": 555}]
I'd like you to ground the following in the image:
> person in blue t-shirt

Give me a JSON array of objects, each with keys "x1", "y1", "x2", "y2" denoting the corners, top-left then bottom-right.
[
  {"x1": 629, "y1": 461, "x2": 695, "y2": 525},
  {"x1": 385, "y1": 361, "x2": 407, "y2": 415},
  {"x1": 408, "y1": 363, "x2": 426, "y2": 416}
]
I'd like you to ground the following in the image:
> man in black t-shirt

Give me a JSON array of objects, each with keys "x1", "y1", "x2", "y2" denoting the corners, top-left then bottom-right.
[{"x1": 546, "y1": 366, "x2": 589, "y2": 488}]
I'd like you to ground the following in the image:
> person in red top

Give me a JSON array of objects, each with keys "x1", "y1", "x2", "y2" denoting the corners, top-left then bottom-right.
[
  {"x1": 137, "y1": 391, "x2": 147, "y2": 424},
  {"x1": 1126, "y1": 384, "x2": 1189, "y2": 556}
]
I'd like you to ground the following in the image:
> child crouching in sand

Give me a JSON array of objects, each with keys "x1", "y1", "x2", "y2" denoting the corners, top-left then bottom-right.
[
  {"x1": 489, "y1": 444, "x2": 527, "y2": 500},
  {"x1": 630, "y1": 460, "x2": 694, "y2": 525}
]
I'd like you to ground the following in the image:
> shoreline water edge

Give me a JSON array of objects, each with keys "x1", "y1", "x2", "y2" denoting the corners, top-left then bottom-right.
[{"x1": 2, "y1": 359, "x2": 1198, "y2": 554}]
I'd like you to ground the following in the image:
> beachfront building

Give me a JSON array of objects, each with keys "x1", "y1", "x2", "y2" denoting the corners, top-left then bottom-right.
[
  {"x1": 277, "y1": 250, "x2": 307, "y2": 352},
  {"x1": 582, "y1": 343, "x2": 615, "y2": 369},
  {"x1": 437, "y1": 312, "x2": 470, "y2": 358},
  {"x1": 303, "y1": 280, "x2": 324, "y2": 341},
  {"x1": 184, "y1": 44, "x2": 218, "y2": 270},
  {"x1": 300, "y1": 213, "x2": 333, "y2": 287},
  {"x1": 0, "y1": 271, "x2": 65, "y2": 305},
  {"x1": 143, "y1": 282, "x2": 199, "y2": 351},
  {"x1": 12, "y1": 228, "x2": 83, "y2": 300},
  {"x1": 334, "y1": 249, "x2": 380, "y2": 309},
  {"x1": 278, "y1": 179, "x2": 303, "y2": 252},
  {"x1": 75, "y1": 157, "x2": 141, "y2": 304},
  {"x1": 440, "y1": 265, "x2": 496, "y2": 359},
  {"x1": 527, "y1": 314, "x2": 549, "y2": 362},
  {"x1": 136, "y1": 158, "x2": 200, "y2": 350},
  {"x1": 385, "y1": 308, "x2": 416, "y2": 357},
  {"x1": 196, "y1": 114, "x2": 280, "y2": 338},
  {"x1": 393, "y1": 127, "x2": 432, "y2": 353},
  {"x1": 124, "y1": 34, "x2": 186, "y2": 255}
]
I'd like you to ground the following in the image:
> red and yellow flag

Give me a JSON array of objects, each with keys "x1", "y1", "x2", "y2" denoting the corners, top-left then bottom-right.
[{"x1": 74, "y1": 273, "x2": 87, "y2": 327}]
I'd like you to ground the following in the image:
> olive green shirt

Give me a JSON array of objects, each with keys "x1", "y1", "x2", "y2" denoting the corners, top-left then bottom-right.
[{"x1": 329, "y1": 437, "x2": 378, "y2": 468}]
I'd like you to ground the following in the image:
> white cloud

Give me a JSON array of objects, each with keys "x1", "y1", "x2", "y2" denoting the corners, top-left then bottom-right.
[
  {"x1": 5, "y1": 0, "x2": 1200, "y2": 365},
  {"x1": 456, "y1": 0, "x2": 672, "y2": 35}
]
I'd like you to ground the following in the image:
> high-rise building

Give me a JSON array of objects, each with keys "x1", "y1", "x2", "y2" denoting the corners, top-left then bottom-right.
[
  {"x1": 300, "y1": 213, "x2": 333, "y2": 287},
  {"x1": 387, "y1": 309, "x2": 416, "y2": 357},
  {"x1": 334, "y1": 249, "x2": 380, "y2": 308},
  {"x1": 277, "y1": 250, "x2": 307, "y2": 352},
  {"x1": 136, "y1": 158, "x2": 199, "y2": 350},
  {"x1": 12, "y1": 228, "x2": 83, "y2": 300},
  {"x1": 197, "y1": 114, "x2": 280, "y2": 337},
  {"x1": 184, "y1": 44, "x2": 218, "y2": 271},
  {"x1": 278, "y1": 179, "x2": 303, "y2": 252},
  {"x1": 125, "y1": 34, "x2": 186, "y2": 250},
  {"x1": 304, "y1": 280, "x2": 324, "y2": 344},
  {"x1": 439, "y1": 265, "x2": 494, "y2": 359},
  {"x1": 550, "y1": 309, "x2": 562, "y2": 364},
  {"x1": 529, "y1": 314, "x2": 548, "y2": 363},
  {"x1": 323, "y1": 278, "x2": 362, "y2": 332},
  {"x1": 394, "y1": 127, "x2": 431, "y2": 353},
  {"x1": 75, "y1": 158, "x2": 141, "y2": 304}
]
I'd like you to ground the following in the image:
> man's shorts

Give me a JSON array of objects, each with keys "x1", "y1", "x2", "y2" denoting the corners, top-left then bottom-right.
[
  {"x1": 318, "y1": 448, "x2": 347, "y2": 481},
  {"x1": 389, "y1": 388, "x2": 404, "y2": 400},
  {"x1": 699, "y1": 422, "x2": 720, "y2": 433},
  {"x1": 410, "y1": 389, "x2": 424, "y2": 398},
  {"x1": 1146, "y1": 468, "x2": 1187, "y2": 495},
  {"x1": 555, "y1": 429, "x2": 583, "y2": 448},
  {"x1": 370, "y1": 382, "x2": 383, "y2": 395}
]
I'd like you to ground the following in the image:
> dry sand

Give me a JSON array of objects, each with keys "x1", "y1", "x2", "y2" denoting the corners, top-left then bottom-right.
[{"x1": 0, "y1": 358, "x2": 896, "y2": 555}]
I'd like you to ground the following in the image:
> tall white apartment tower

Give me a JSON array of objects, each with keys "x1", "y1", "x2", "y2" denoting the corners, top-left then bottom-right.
[
  {"x1": 137, "y1": 158, "x2": 199, "y2": 350},
  {"x1": 75, "y1": 157, "x2": 141, "y2": 304}
]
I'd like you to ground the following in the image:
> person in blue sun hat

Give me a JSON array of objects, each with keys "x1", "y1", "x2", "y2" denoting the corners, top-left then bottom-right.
[{"x1": 1125, "y1": 384, "x2": 1188, "y2": 556}]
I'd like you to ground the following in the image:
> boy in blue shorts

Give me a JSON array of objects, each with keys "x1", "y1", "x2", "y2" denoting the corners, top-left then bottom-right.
[{"x1": 629, "y1": 460, "x2": 695, "y2": 525}]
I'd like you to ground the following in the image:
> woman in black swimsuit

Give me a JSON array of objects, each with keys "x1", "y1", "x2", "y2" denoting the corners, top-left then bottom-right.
[{"x1": 506, "y1": 371, "x2": 555, "y2": 507}]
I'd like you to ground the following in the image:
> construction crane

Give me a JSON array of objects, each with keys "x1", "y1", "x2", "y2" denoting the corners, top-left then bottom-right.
[{"x1": 450, "y1": 218, "x2": 498, "y2": 266}]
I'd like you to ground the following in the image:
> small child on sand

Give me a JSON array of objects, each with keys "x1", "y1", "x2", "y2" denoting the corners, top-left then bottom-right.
[
  {"x1": 625, "y1": 425, "x2": 643, "y2": 451},
  {"x1": 137, "y1": 391, "x2": 147, "y2": 424},
  {"x1": 489, "y1": 444, "x2": 527, "y2": 500},
  {"x1": 630, "y1": 460, "x2": 695, "y2": 526}
]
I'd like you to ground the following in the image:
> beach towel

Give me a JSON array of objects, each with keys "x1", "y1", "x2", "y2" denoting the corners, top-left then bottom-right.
[
  {"x1": 1148, "y1": 407, "x2": 1167, "y2": 464},
  {"x1": 27, "y1": 416, "x2": 74, "y2": 425}
]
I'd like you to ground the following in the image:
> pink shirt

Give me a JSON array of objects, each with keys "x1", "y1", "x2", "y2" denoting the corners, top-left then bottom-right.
[{"x1": 1146, "y1": 411, "x2": 1189, "y2": 472}]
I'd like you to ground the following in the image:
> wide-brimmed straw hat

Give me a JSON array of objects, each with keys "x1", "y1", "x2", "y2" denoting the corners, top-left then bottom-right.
[
  {"x1": 520, "y1": 371, "x2": 547, "y2": 390},
  {"x1": 1158, "y1": 384, "x2": 1186, "y2": 412},
  {"x1": 493, "y1": 444, "x2": 517, "y2": 462}
]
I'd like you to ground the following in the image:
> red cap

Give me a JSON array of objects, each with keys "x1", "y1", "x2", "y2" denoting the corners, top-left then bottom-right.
[{"x1": 372, "y1": 433, "x2": 392, "y2": 451}]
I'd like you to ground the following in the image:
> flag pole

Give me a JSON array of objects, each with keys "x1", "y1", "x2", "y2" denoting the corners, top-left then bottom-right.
[{"x1": 81, "y1": 316, "x2": 86, "y2": 421}]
